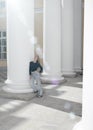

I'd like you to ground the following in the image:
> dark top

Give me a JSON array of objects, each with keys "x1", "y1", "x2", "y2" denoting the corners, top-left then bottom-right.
[{"x1": 29, "y1": 61, "x2": 43, "y2": 75}]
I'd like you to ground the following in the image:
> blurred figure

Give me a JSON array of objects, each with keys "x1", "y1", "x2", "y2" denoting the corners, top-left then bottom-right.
[{"x1": 29, "y1": 55, "x2": 43, "y2": 97}]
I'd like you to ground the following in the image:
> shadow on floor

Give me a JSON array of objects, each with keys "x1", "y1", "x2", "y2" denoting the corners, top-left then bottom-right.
[{"x1": 0, "y1": 71, "x2": 82, "y2": 130}]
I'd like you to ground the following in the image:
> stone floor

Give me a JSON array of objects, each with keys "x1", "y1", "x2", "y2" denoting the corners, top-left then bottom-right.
[{"x1": 0, "y1": 71, "x2": 82, "y2": 130}]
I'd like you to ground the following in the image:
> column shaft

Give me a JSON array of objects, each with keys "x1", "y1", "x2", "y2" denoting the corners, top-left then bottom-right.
[
  {"x1": 4, "y1": 0, "x2": 34, "y2": 93},
  {"x1": 42, "y1": 0, "x2": 64, "y2": 84},
  {"x1": 74, "y1": 0, "x2": 93, "y2": 129},
  {"x1": 73, "y1": 0, "x2": 83, "y2": 73},
  {"x1": 61, "y1": 0, "x2": 76, "y2": 77}
]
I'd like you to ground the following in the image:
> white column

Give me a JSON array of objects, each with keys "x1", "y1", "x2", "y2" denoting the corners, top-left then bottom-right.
[
  {"x1": 42, "y1": 0, "x2": 64, "y2": 84},
  {"x1": 74, "y1": 0, "x2": 93, "y2": 130},
  {"x1": 73, "y1": 0, "x2": 83, "y2": 73},
  {"x1": 61, "y1": 0, "x2": 76, "y2": 77},
  {"x1": 4, "y1": 0, "x2": 34, "y2": 93}
]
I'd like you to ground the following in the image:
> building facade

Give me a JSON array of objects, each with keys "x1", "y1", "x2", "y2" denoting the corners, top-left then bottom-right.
[
  {"x1": 0, "y1": 0, "x2": 83, "y2": 74},
  {"x1": 0, "y1": 0, "x2": 7, "y2": 68},
  {"x1": 1, "y1": 0, "x2": 93, "y2": 129}
]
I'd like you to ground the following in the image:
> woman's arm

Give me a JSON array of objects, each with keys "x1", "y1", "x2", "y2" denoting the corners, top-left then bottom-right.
[{"x1": 29, "y1": 62, "x2": 31, "y2": 75}]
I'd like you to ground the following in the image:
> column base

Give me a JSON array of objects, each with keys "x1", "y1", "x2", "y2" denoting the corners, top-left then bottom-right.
[
  {"x1": 42, "y1": 72, "x2": 64, "y2": 77},
  {"x1": 3, "y1": 86, "x2": 33, "y2": 93},
  {"x1": 3, "y1": 79, "x2": 33, "y2": 93},
  {"x1": 41, "y1": 74, "x2": 66, "y2": 84},
  {"x1": 74, "y1": 68, "x2": 83, "y2": 75},
  {"x1": 73, "y1": 121, "x2": 90, "y2": 130},
  {"x1": 63, "y1": 71, "x2": 77, "y2": 78},
  {"x1": 73, "y1": 121, "x2": 83, "y2": 130}
]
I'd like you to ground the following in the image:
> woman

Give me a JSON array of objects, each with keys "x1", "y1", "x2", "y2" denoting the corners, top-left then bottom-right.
[{"x1": 29, "y1": 56, "x2": 43, "y2": 97}]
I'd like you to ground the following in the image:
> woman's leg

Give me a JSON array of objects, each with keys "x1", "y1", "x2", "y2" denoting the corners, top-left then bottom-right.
[
  {"x1": 31, "y1": 73, "x2": 38, "y2": 92},
  {"x1": 35, "y1": 72, "x2": 43, "y2": 96}
]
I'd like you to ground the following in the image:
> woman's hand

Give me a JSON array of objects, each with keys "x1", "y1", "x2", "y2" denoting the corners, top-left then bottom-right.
[
  {"x1": 29, "y1": 75, "x2": 31, "y2": 80},
  {"x1": 37, "y1": 67, "x2": 40, "y2": 72}
]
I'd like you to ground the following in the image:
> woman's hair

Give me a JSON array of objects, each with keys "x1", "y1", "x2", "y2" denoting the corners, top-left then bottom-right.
[{"x1": 35, "y1": 55, "x2": 40, "y2": 63}]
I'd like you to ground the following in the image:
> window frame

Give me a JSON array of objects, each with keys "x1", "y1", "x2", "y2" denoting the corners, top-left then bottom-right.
[{"x1": 0, "y1": 30, "x2": 7, "y2": 60}]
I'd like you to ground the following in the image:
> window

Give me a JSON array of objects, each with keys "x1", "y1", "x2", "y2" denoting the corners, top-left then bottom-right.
[
  {"x1": 0, "y1": 31, "x2": 7, "y2": 60},
  {"x1": 0, "y1": 1, "x2": 5, "y2": 9}
]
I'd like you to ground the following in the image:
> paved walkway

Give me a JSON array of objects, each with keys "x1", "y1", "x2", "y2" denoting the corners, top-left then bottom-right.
[{"x1": 0, "y1": 71, "x2": 82, "y2": 130}]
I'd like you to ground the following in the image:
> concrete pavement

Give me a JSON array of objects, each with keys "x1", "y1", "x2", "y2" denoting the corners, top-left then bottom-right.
[{"x1": 0, "y1": 71, "x2": 82, "y2": 130}]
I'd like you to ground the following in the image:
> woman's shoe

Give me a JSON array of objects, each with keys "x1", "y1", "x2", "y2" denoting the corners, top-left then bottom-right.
[
  {"x1": 36, "y1": 94, "x2": 43, "y2": 97},
  {"x1": 34, "y1": 90, "x2": 38, "y2": 93}
]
